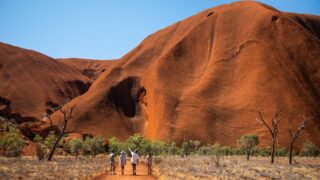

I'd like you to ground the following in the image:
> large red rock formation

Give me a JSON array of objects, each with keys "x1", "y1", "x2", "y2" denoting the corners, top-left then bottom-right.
[
  {"x1": 4, "y1": 1, "x2": 320, "y2": 149},
  {"x1": 0, "y1": 42, "x2": 91, "y2": 121}
]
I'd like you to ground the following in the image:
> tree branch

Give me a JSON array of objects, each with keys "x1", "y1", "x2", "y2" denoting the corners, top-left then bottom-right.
[{"x1": 256, "y1": 111, "x2": 273, "y2": 135}]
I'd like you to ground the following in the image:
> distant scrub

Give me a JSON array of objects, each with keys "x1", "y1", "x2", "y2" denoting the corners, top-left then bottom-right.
[
  {"x1": 299, "y1": 142, "x2": 319, "y2": 157},
  {"x1": 1, "y1": 127, "x2": 318, "y2": 161},
  {"x1": 238, "y1": 134, "x2": 259, "y2": 160},
  {"x1": 33, "y1": 131, "x2": 66, "y2": 160},
  {"x1": 106, "y1": 133, "x2": 319, "y2": 163},
  {"x1": 108, "y1": 133, "x2": 262, "y2": 158},
  {"x1": 31, "y1": 132, "x2": 105, "y2": 159},
  {"x1": 0, "y1": 125, "x2": 27, "y2": 157},
  {"x1": 83, "y1": 136, "x2": 105, "y2": 157}
]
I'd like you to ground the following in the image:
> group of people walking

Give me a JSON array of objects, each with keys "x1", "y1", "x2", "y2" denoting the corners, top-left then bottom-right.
[{"x1": 108, "y1": 148, "x2": 153, "y2": 176}]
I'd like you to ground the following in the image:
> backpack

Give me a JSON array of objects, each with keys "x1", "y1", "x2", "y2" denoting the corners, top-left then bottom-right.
[{"x1": 109, "y1": 154, "x2": 115, "y2": 164}]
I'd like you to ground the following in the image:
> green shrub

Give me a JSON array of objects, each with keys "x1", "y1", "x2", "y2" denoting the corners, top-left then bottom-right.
[
  {"x1": 238, "y1": 134, "x2": 259, "y2": 160},
  {"x1": 180, "y1": 141, "x2": 192, "y2": 157},
  {"x1": 189, "y1": 140, "x2": 201, "y2": 154},
  {"x1": 125, "y1": 134, "x2": 153, "y2": 155},
  {"x1": 43, "y1": 131, "x2": 66, "y2": 148},
  {"x1": 220, "y1": 145, "x2": 233, "y2": 156},
  {"x1": 165, "y1": 140, "x2": 178, "y2": 155},
  {"x1": 300, "y1": 142, "x2": 319, "y2": 157},
  {"x1": 257, "y1": 147, "x2": 272, "y2": 157},
  {"x1": 198, "y1": 145, "x2": 212, "y2": 155},
  {"x1": 0, "y1": 125, "x2": 27, "y2": 157},
  {"x1": 43, "y1": 131, "x2": 57, "y2": 149},
  {"x1": 69, "y1": 138, "x2": 84, "y2": 158},
  {"x1": 150, "y1": 140, "x2": 166, "y2": 156},
  {"x1": 83, "y1": 136, "x2": 105, "y2": 157},
  {"x1": 211, "y1": 143, "x2": 224, "y2": 155},
  {"x1": 33, "y1": 134, "x2": 45, "y2": 160},
  {"x1": 232, "y1": 147, "x2": 245, "y2": 155},
  {"x1": 82, "y1": 138, "x2": 91, "y2": 156},
  {"x1": 108, "y1": 137, "x2": 126, "y2": 154},
  {"x1": 33, "y1": 134, "x2": 43, "y2": 143},
  {"x1": 276, "y1": 147, "x2": 287, "y2": 157}
]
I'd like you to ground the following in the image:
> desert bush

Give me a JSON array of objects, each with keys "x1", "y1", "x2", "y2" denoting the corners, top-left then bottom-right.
[
  {"x1": 165, "y1": 140, "x2": 179, "y2": 155},
  {"x1": 125, "y1": 133, "x2": 152, "y2": 155},
  {"x1": 82, "y1": 139, "x2": 91, "y2": 156},
  {"x1": 83, "y1": 136, "x2": 105, "y2": 157},
  {"x1": 140, "y1": 139, "x2": 152, "y2": 155},
  {"x1": 232, "y1": 147, "x2": 246, "y2": 155},
  {"x1": 33, "y1": 132, "x2": 66, "y2": 159},
  {"x1": 33, "y1": 134, "x2": 45, "y2": 160},
  {"x1": 34, "y1": 134, "x2": 43, "y2": 143},
  {"x1": 43, "y1": 131, "x2": 57, "y2": 148},
  {"x1": 150, "y1": 140, "x2": 166, "y2": 156},
  {"x1": 180, "y1": 141, "x2": 192, "y2": 157},
  {"x1": 109, "y1": 137, "x2": 128, "y2": 154},
  {"x1": 300, "y1": 142, "x2": 319, "y2": 157},
  {"x1": 189, "y1": 140, "x2": 201, "y2": 154},
  {"x1": 108, "y1": 137, "x2": 123, "y2": 154},
  {"x1": 177, "y1": 139, "x2": 202, "y2": 156},
  {"x1": 276, "y1": 147, "x2": 287, "y2": 157},
  {"x1": 90, "y1": 136, "x2": 105, "y2": 156},
  {"x1": 0, "y1": 125, "x2": 27, "y2": 157},
  {"x1": 210, "y1": 143, "x2": 221, "y2": 154},
  {"x1": 238, "y1": 134, "x2": 259, "y2": 160},
  {"x1": 210, "y1": 143, "x2": 225, "y2": 167},
  {"x1": 69, "y1": 138, "x2": 84, "y2": 158},
  {"x1": 198, "y1": 145, "x2": 212, "y2": 155},
  {"x1": 256, "y1": 147, "x2": 272, "y2": 157},
  {"x1": 220, "y1": 145, "x2": 233, "y2": 155}
]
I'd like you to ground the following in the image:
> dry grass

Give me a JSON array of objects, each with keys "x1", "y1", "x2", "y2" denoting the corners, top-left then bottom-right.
[
  {"x1": 153, "y1": 156, "x2": 320, "y2": 179},
  {"x1": 0, "y1": 155, "x2": 108, "y2": 179}
]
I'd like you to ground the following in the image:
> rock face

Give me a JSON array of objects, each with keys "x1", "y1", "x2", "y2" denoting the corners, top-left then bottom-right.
[
  {"x1": 0, "y1": 42, "x2": 92, "y2": 121},
  {"x1": 59, "y1": 58, "x2": 116, "y2": 80},
  {"x1": 3, "y1": 1, "x2": 320, "y2": 149}
]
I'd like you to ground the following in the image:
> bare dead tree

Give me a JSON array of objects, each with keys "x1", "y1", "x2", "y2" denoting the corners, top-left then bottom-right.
[
  {"x1": 256, "y1": 110, "x2": 282, "y2": 164},
  {"x1": 287, "y1": 115, "x2": 311, "y2": 165},
  {"x1": 47, "y1": 104, "x2": 77, "y2": 161}
]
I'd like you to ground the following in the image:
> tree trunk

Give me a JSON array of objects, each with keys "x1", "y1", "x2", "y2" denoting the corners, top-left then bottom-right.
[
  {"x1": 289, "y1": 140, "x2": 294, "y2": 165},
  {"x1": 47, "y1": 120, "x2": 67, "y2": 161},
  {"x1": 247, "y1": 146, "x2": 252, "y2": 161},
  {"x1": 271, "y1": 139, "x2": 275, "y2": 164},
  {"x1": 47, "y1": 132, "x2": 64, "y2": 161}
]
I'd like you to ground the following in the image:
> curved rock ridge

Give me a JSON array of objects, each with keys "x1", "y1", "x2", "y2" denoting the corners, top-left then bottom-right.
[
  {"x1": 58, "y1": 58, "x2": 116, "y2": 80},
  {"x1": 0, "y1": 42, "x2": 91, "y2": 121},
  {"x1": 12, "y1": 1, "x2": 320, "y2": 148}
]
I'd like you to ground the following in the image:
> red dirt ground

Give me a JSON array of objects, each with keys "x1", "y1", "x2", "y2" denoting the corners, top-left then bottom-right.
[{"x1": 94, "y1": 160, "x2": 156, "y2": 180}]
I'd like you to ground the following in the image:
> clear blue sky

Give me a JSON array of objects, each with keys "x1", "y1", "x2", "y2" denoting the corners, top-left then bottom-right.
[{"x1": 0, "y1": 0, "x2": 319, "y2": 60}]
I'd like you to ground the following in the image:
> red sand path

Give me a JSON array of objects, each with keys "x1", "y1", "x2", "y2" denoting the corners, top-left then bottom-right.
[{"x1": 93, "y1": 160, "x2": 156, "y2": 180}]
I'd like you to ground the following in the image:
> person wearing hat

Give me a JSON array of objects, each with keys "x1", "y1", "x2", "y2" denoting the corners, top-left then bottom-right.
[
  {"x1": 119, "y1": 150, "x2": 126, "y2": 175},
  {"x1": 108, "y1": 150, "x2": 116, "y2": 175}
]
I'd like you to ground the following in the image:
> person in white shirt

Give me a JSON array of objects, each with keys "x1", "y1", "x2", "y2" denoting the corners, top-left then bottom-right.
[{"x1": 129, "y1": 148, "x2": 139, "y2": 175}]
